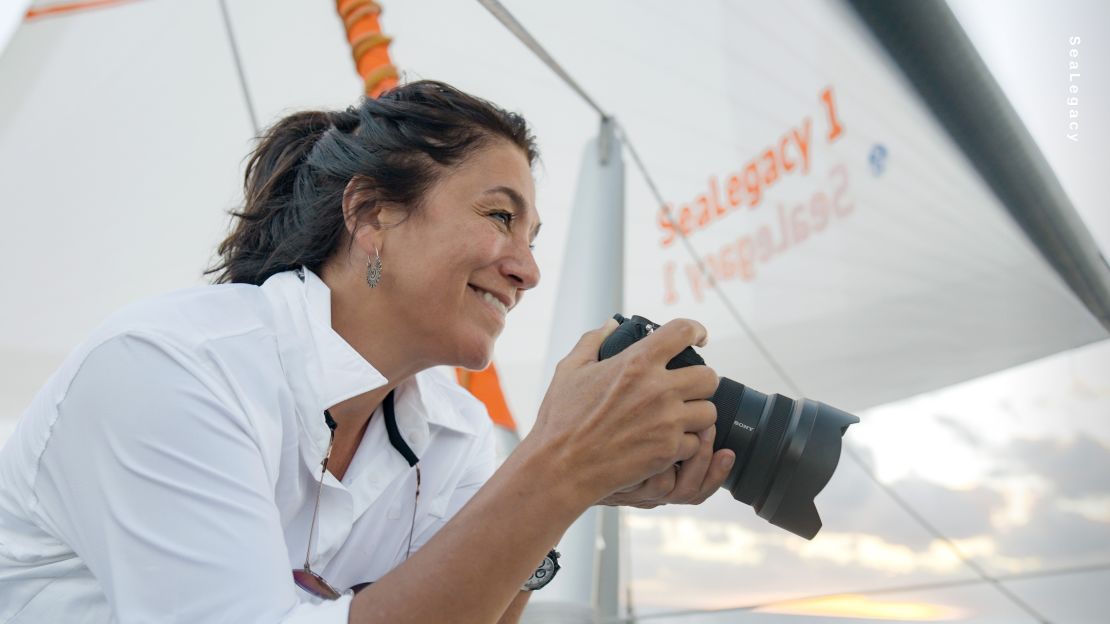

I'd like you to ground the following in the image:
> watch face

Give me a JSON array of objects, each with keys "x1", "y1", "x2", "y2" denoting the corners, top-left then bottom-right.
[
  {"x1": 525, "y1": 553, "x2": 560, "y2": 590},
  {"x1": 534, "y1": 558, "x2": 555, "y2": 580}
]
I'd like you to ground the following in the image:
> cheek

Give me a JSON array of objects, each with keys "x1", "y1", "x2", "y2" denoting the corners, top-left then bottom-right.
[
  {"x1": 387, "y1": 220, "x2": 501, "y2": 316},
  {"x1": 393, "y1": 249, "x2": 470, "y2": 313}
]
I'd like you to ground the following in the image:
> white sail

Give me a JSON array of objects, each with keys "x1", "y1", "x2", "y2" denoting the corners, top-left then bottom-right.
[
  {"x1": 0, "y1": 0, "x2": 30, "y2": 58},
  {"x1": 2, "y1": 1, "x2": 1107, "y2": 621},
  {"x1": 2, "y1": 0, "x2": 1103, "y2": 429}
]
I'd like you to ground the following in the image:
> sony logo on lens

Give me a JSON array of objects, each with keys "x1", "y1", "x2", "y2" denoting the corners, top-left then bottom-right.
[{"x1": 734, "y1": 420, "x2": 755, "y2": 432}]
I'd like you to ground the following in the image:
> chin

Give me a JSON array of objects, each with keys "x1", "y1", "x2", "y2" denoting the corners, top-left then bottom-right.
[
  {"x1": 456, "y1": 357, "x2": 492, "y2": 372},
  {"x1": 451, "y1": 336, "x2": 496, "y2": 371},
  {"x1": 454, "y1": 352, "x2": 492, "y2": 372}
]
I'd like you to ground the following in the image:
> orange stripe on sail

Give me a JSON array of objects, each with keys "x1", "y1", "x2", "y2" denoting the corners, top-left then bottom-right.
[
  {"x1": 456, "y1": 364, "x2": 517, "y2": 432},
  {"x1": 332, "y1": 2, "x2": 510, "y2": 431},
  {"x1": 335, "y1": 0, "x2": 398, "y2": 98},
  {"x1": 26, "y1": 0, "x2": 140, "y2": 20}
]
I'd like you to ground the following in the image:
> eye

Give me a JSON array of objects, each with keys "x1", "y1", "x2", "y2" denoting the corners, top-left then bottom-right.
[
  {"x1": 488, "y1": 209, "x2": 535, "y2": 250},
  {"x1": 489, "y1": 210, "x2": 514, "y2": 226}
]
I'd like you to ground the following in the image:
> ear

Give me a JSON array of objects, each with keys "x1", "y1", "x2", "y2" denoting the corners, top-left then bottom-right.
[{"x1": 342, "y1": 175, "x2": 404, "y2": 254}]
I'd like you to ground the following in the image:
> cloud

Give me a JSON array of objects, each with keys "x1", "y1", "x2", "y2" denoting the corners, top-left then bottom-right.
[
  {"x1": 624, "y1": 510, "x2": 990, "y2": 611},
  {"x1": 621, "y1": 404, "x2": 1110, "y2": 611},
  {"x1": 758, "y1": 593, "x2": 967, "y2": 620},
  {"x1": 932, "y1": 413, "x2": 985, "y2": 448},
  {"x1": 997, "y1": 437, "x2": 1110, "y2": 499},
  {"x1": 654, "y1": 444, "x2": 1005, "y2": 552},
  {"x1": 891, "y1": 479, "x2": 1004, "y2": 539},
  {"x1": 627, "y1": 514, "x2": 765, "y2": 566},
  {"x1": 995, "y1": 502, "x2": 1110, "y2": 567}
]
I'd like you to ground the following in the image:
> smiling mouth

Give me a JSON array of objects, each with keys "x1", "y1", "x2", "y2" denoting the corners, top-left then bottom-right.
[{"x1": 468, "y1": 285, "x2": 509, "y2": 316}]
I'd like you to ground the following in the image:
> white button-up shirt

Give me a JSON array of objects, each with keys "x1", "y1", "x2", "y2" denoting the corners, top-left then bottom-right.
[{"x1": 0, "y1": 266, "x2": 496, "y2": 623}]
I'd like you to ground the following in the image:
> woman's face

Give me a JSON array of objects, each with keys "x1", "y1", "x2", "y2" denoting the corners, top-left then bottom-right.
[{"x1": 362, "y1": 140, "x2": 541, "y2": 371}]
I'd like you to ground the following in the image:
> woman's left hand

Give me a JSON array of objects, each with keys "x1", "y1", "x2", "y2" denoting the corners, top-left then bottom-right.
[{"x1": 598, "y1": 425, "x2": 735, "y2": 509}]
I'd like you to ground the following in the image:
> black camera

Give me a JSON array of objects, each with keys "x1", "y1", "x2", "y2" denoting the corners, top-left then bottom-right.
[{"x1": 598, "y1": 314, "x2": 859, "y2": 539}]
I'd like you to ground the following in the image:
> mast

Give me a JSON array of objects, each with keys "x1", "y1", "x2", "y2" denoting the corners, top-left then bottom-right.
[{"x1": 528, "y1": 117, "x2": 625, "y2": 622}]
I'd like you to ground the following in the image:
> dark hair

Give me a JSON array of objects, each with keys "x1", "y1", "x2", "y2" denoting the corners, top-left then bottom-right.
[{"x1": 204, "y1": 79, "x2": 540, "y2": 285}]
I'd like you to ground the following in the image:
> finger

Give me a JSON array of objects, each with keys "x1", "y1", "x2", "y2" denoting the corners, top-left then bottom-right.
[
  {"x1": 626, "y1": 318, "x2": 708, "y2": 366},
  {"x1": 612, "y1": 480, "x2": 642, "y2": 495},
  {"x1": 675, "y1": 431, "x2": 702, "y2": 463},
  {"x1": 643, "y1": 466, "x2": 679, "y2": 501},
  {"x1": 667, "y1": 365, "x2": 720, "y2": 402},
  {"x1": 563, "y1": 317, "x2": 621, "y2": 366},
  {"x1": 672, "y1": 426, "x2": 716, "y2": 502},
  {"x1": 676, "y1": 398, "x2": 717, "y2": 434},
  {"x1": 618, "y1": 466, "x2": 677, "y2": 504},
  {"x1": 693, "y1": 449, "x2": 736, "y2": 504}
]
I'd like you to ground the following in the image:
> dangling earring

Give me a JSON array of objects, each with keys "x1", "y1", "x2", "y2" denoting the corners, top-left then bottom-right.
[{"x1": 366, "y1": 246, "x2": 382, "y2": 288}]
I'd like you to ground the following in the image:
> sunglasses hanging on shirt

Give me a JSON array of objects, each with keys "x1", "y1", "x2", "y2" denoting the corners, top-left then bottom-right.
[{"x1": 293, "y1": 389, "x2": 420, "y2": 600}]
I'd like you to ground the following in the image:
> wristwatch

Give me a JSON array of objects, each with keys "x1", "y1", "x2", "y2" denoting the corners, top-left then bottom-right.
[{"x1": 521, "y1": 549, "x2": 561, "y2": 591}]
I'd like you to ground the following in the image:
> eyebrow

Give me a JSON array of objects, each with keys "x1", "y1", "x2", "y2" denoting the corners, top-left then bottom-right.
[{"x1": 484, "y1": 186, "x2": 542, "y2": 241}]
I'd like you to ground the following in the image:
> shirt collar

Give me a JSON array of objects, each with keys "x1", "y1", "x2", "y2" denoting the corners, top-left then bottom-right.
[
  {"x1": 297, "y1": 266, "x2": 389, "y2": 411},
  {"x1": 259, "y1": 266, "x2": 477, "y2": 455}
]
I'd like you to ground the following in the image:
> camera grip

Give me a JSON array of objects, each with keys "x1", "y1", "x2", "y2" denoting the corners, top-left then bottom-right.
[{"x1": 598, "y1": 314, "x2": 706, "y2": 369}]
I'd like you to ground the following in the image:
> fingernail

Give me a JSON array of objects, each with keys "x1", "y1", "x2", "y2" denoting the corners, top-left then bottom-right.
[{"x1": 719, "y1": 452, "x2": 735, "y2": 468}]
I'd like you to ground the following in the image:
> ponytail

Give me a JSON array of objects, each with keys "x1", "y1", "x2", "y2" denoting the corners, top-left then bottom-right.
[{"x1": 205, "y1": 80, "x2": 539, "y2": 286}]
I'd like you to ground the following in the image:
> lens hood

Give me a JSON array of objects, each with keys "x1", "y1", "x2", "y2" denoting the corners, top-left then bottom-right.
[
  {"x1": 598, "y1": 313, "x2": 859, "y2": 540},
  {"x1": 753, "y1": 401, "x2": 858, "y2": 539}
]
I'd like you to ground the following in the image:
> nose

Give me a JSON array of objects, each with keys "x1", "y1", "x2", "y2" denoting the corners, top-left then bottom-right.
[{"x1": 502, "y1": 240, "x2": 540, "y2": 292}]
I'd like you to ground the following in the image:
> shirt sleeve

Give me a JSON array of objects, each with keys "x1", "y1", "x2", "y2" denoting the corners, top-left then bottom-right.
[{"x1": 30, "y1": 332, "x2": 352, "y2": 624}]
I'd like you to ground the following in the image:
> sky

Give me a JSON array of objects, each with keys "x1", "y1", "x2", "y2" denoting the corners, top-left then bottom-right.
[{"x1": 617, "y1": 338, "x2": 1110, "y2": 622}]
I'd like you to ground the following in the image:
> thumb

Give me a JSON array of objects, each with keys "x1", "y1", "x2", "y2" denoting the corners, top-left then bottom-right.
[{"x1": 566, "y1": 317, "x2": 620, "y2": 365}]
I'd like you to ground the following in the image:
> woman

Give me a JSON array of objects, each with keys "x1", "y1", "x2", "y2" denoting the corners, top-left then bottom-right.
[{"x1": 0, "y1": 80, "x2": 735, "y2": 623}]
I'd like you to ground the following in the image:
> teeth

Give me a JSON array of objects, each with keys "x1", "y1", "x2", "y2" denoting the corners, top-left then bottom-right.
[{"x1": 478, "y1": 289, "x2": 508, "y2": 315}]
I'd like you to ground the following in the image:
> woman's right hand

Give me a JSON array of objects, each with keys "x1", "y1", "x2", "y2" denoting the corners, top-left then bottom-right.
[{"x1": 525, "y1": 317, "x2": 720, "y2": 507}]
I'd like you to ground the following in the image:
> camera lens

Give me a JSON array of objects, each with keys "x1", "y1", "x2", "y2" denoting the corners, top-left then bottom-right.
[
  {"x1": 598, "y1": 314, "x2": 859, "y2": 539},
  {"x1": 711, "y1": 378, "x2": 858, "y2": 539}
]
